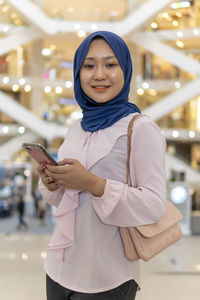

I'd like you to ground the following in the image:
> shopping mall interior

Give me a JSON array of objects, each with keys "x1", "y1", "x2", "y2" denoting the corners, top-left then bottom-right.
[{"x1": 0, "y1": 0, "x2": 200, "y2": 299}]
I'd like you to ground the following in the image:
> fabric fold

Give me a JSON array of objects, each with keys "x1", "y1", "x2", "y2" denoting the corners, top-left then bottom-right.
[{"x1": 48, "y1": 189, "x2": 80, "y2": 260}]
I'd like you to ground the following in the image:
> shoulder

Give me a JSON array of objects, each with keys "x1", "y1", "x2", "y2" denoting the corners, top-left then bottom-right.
[
  {"x1": 134, "y1": 114, "x2": 162, "y2": 133},
  {"x1": 132, "y1": 114, "x2": 166, "y2": 147},
  {"x1": 63, "y1": 119, "x2": 83, "y2": 139},
  {"x1": 68, "y1": 119, "x2": 82, "y2": 132},
  {"x1": 58, "y1": 119, "x2": 83, "y2": 152}
]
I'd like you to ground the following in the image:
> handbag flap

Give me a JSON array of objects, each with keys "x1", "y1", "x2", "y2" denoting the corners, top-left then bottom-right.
[{"x1": 135, "y1": 201, "x2": 182, "y2": 238}]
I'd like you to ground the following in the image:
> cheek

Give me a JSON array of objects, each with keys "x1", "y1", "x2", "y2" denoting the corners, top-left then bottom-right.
[
  {"x1": 111, "y1": 72, "x2": 124, "y2": 89},
  {"x1": 110, "y1": 70, "x2": 124, "y2": 81},
  {"x1": 80, "y1": 71, "x2": 91, "y2": 86}
]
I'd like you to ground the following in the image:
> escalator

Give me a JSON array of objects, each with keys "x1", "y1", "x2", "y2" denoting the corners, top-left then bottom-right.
[{"x1": 0, "y1": 91, "x2": 67, "y2": 140}]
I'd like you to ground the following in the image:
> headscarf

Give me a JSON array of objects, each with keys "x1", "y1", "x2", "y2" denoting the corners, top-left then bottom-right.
[{"x1": 73, "y1": 31, "x2": 140, "y2": 132}]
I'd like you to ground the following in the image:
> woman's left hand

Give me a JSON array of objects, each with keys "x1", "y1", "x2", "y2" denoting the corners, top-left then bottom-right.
[{"x1": 45, "y1": 158, "x2": 106, "y2": 196}]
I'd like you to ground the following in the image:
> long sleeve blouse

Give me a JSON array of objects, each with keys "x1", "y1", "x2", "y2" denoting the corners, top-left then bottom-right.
[{"x1": 39, "y1": 113, "x2": 166, "y2": 293}]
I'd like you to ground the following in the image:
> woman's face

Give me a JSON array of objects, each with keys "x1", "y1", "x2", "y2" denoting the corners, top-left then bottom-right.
[{"x1": 79, "y1": 38, "x2": 124, "y2": 103}]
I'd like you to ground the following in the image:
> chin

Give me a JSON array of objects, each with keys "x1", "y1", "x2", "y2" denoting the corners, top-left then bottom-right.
[
  {"x1": 94, "y1": 99, "x2": 111, "y2": 103},
  {"x1": 92, "y1": 95, "x2": 112, "y2": 103}
]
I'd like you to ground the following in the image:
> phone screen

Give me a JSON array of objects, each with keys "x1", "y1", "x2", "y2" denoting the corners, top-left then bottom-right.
[{"x1": 22, "y1": 143, "x2": 58, "y2": 165}]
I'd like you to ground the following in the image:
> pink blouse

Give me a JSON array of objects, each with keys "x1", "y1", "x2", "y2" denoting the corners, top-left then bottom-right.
[{"x1": 39, "y1": 113, "x2": 166, "y2": 293}]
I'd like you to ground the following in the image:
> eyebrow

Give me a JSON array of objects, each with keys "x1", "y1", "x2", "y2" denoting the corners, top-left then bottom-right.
[{"x1": 84, "y1": 56, "x2": 116, "y2": 60}]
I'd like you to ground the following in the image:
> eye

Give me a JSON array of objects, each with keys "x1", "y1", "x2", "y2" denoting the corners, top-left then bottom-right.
[
  {"x1": 106, "y1": 63, "x2": 118, "y2": 68},
  {"x1": 83, "y1": 64, "x2": 94, "y2": 69}
]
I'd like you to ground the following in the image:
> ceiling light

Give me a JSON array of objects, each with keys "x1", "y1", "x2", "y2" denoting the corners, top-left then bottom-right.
[
  {"x1": 175, "y1": 40, "x2": 184, "y2": 48},
  {"x1": 12, "y1": 84, "x2": 19, "y2": 92},
  {"x1": 91, "y1": 24, "x2": 98, "y2": 31},
  {"x1": 65, "y1": 81, "x2": 72, "y2": 88},
  {"x1": 175, "y1": 81, "x2": 181, "y2": 88},
  {"x1": 41, "y1": 48, "x2": 52, "y2": 56},
  {"x1": 172, "y1": 130, "x2": 179, "y2": 138},
  {"x1": 44, "y1": 86, "x2": 51, "y2": 94},
  {"x1": 142, "y1": 82, "x2": 149, "y2": 89},
  {"x1": 151, "y1": 22, "x2": 158, "y2": 29},
  {"x1": 18, "y1": 126, "x2": 25, "y2": 134},
  {"x1": 2, "y1": 25, "x2": 10, "y2": 32},
  {"x1": 137, "y1": 88, "x2": 144, "y2": 96},
  {"x1": 2, "y1": 126, "x2": 8, "y2": 134},
  {"x1": 189, "y1": 131, "x2": 195, "y2": 138},
  {"x1": 19, "y1": 78, "x2": 26, "y2": 85},
  {"x1": 162, "y1": 12, "x2": 171, "y2": 20},
  {"x1": 177, "y1": 31, "x2": 183, "y2": 37},
  {"x1": 24, "y1": 85, "x2": 31, "y2": 92},
  {"x1": 193, "y1": 29, "x2": 200, "y2": 36},
  {"x1": 170, "y1": 1, "x2": 191, "y2": 9},
  {"x1": 148, "y1": 89, "x2": 157, "y2": 96},
  {"x1": 74, "y1": 24, "x2": 81, "y2": 30},
  {"x1": 78, "y1": 30, "x2": 86, "y2": 38},
  {"x1": 2, "y1": 76, "x2": 10, "y2": 84},
  {"x1": 176, "y1": 12, "x2": 182, "y2": 18},
  {"x1": 55, "y1": 86, "x2": 63, "y2": 94},
  {"x1": 172, "y1": 20, "x2": 179, "y2": 27},
  {"x1": 41, "y1": 252, "x2": 47, "y2": 259},
  {"x1": 21, "y1": 253, "x2": 28, "y2": 260}
]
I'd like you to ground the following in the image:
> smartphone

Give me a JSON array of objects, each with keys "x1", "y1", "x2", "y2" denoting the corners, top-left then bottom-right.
[{"x1": 22, "y1": 143, "x2": 58, "y2": 166}]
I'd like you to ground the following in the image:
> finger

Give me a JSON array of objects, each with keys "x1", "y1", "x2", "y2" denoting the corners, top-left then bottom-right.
[
  {"x1": 46, "y1": 164, "x2": 71, "y2": 174},
  {"x1": 48, "y1": 182, "x2": 58, "y2": 188},
  {"x1": 45, "y1": 169, "x2": 66, "y2": 181},
  {"x1": 43, "y1": 176, "x2": 54, "y2": 185},
  {"x1": 58, "y1": 158, "x2": 75, "y2": 165},
  {"x1": 48, "y1": 182, "x2": 60, "y2": 191},
  {"x1": 40, "y1": 170, "x2": 49, "y2": 178},
  {"x1": 37, "y1": 163, "x2": 47, "y2": 174}
]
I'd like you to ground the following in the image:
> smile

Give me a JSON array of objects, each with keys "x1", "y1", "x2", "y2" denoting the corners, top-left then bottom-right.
[{"x1": 92, "y1": 86, "x2": 110, "y2": 92}]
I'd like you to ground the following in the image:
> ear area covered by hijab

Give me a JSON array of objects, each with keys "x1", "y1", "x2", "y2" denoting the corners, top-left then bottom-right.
[{"x1": 73, "y1": 31, "x2": 140, "y2": 132}]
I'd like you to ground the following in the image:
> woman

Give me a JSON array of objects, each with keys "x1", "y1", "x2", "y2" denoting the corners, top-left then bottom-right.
[{"x1": 38, "y1": 31, "x2": 166, "y2": 300}]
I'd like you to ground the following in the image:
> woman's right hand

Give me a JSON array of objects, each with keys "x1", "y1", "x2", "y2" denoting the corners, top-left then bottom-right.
[{"x1": 37, "y1": 164, "x2": 60, "y2": 191}]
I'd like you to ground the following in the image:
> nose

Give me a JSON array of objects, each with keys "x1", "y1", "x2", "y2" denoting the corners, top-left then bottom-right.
[{"x1": 93, "y1": 65, "x2": 106, "y2": 80}]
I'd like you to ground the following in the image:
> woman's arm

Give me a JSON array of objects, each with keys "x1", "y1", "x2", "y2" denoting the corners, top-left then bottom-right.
[
  {"x1": 92, "y1": 121, "x2": 167, "y2": 227},
  {"x1": 44, "y1": 158, "x2": 106, "y2": 196}
]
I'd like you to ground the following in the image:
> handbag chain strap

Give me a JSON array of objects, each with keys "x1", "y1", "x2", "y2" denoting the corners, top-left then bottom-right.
[{"x1": 126, "y1": 114, "x2": 141, "y2": 184}]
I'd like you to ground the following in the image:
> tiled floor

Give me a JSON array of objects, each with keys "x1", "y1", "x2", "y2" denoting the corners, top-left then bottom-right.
[
  {"x1": 0, "y1": 232, "x2": 200, "y2": 300},
  {"x1": 137, "y1": 236, "x2": 200, "y2": 300}
]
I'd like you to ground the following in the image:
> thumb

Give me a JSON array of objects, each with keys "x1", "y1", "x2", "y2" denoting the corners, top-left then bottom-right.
[{"x1": 58, "y1": 158, "x2": 76, "y2": 165}]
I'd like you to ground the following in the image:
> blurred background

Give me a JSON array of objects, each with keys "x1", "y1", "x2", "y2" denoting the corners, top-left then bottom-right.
[{"x1": 0, "y1": 0, "x2": 200, "y2": 299}]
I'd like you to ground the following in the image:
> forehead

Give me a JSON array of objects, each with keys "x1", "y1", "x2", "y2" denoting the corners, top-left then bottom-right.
[{"x1": 85, "y1": 38, "x2": 116, "y2": 58}]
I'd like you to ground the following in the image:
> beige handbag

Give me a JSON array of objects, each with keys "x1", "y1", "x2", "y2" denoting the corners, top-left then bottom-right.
[{"x1": 119, "y1": 114, "x2": 183, "y2": 261}]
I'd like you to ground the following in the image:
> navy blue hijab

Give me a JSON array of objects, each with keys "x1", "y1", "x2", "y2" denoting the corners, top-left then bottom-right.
[{"x1": 73, "y1": 31, "x2": 140, "y2": 132}]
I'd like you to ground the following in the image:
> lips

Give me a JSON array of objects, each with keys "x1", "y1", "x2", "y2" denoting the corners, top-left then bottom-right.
[{"x1": 92, "y1": 85, "x2": 110, "y2": 91}]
